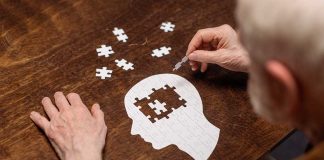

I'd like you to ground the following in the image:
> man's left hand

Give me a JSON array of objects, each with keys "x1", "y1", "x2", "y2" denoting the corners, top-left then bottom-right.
[{"x1": 30, "y1": 92, "x2": 107, "y2": 160}]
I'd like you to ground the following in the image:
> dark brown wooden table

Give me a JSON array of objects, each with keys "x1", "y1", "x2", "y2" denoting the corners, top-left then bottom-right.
[{"x1": 0, "y1": 0, "x2": 291, "y2": 159}]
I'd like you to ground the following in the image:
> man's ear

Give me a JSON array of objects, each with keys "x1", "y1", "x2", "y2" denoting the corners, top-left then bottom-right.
[{"x1": 265, "y1": 60, "x2": 300, "y2": 120}]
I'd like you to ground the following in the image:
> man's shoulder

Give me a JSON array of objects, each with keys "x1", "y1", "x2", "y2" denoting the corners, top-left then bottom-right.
[{"x1": 297, "y1": 142, "x2": 324, "y2": 160}]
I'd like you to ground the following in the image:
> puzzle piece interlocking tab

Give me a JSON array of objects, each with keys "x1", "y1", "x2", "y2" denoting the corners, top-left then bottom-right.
[{"x1": 134, "y1": 84, "x2": 187, "y2": 123}]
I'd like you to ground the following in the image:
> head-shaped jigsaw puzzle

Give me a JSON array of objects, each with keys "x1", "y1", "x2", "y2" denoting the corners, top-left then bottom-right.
[{"x1": 124, "y1": 74, "x2": 220, "y2": 160}]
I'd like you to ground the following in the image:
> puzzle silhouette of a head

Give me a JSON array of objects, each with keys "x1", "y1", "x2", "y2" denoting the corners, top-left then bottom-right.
[{"x1": 124, "y1": 74, "x2": 220, "y2": 160}]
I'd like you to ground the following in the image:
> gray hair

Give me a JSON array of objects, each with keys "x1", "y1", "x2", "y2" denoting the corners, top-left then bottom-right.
[{"x1": 236, "y1": 0, "x2": 324, "y2": 96}]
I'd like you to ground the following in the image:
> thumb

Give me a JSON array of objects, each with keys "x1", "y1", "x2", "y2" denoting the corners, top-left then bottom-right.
[{"x1": 188, "y1": 50, "x2": 225, "y2": 64}]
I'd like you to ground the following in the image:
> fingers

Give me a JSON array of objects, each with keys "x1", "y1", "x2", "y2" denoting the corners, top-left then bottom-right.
[
  {"x1": 66, "y1": 93, "x2": 85, "y2": 108},
  {"x1": 54, "y1": 92, "x2": 70, "y2": 111},
  {"x1": 49, "y1": 140, "x2": 64, "y2": 159},
  {"x1": 200, "y1": 43, "x2": 211, "y2": 72},
  {"x1": 42, "y1": 97, "x2": 58, "y2": 119},
  {"x1": 186, "y1": 28, "x2": 220, "y2": 71},
  {"x1": 186, "y1": 28, "x2": 214, "y2": 69},
  {"x1": 91, "y1": 103, "x2": 105, "y2": 122},
  {"x1": 186, "y1": 28, "x2": 219, "y2": 56},
  {"x1": 190, "y1": 61, "x2": 199, "y2": 71},
  {"x1": 188, "y1": 50, "x2": 224, "y2": 64},
  {"x1": 201, "y1": 63, "x2": 208, "y2": 72},
  {"x1": 30, "y1": 111, "x2": 50, "y2": 130}
]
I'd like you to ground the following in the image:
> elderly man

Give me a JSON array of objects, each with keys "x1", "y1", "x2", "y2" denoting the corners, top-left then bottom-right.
[{"x1": 30, "y1": 0, "x2": 324, "y2": 159}]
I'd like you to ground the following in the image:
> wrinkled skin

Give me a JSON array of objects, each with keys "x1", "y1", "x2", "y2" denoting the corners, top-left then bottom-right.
[
  {"x1": 186, "y1": 24, "x2": 250, "y2": 73},
  {"x1": 30, "y1": 92, "x2": 107, "y2": 160}
]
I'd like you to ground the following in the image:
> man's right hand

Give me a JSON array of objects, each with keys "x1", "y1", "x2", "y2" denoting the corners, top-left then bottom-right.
[{"x1": 186, "y1": 24, "x2": 250, "y2": 73}]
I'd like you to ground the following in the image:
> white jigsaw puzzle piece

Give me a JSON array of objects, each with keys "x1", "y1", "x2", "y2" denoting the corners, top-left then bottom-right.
[
  {"x1": 115, "y1": 59, "x2": 134, "y2": 71},
  {"x1": 96, "y1": 45, "x2": 114, "y2": 57},
  {"x1": 160, "y1": 22, "x2": 175, "y2": 32},
  {"x1": 96, "y1": 67, "x2": 112, "y2": 79},
  {"x1": 113, "y1": 27, "x2": 128, "y2": 42},
  {"x1": 151, "y1": 46, "x2": 172, "y2": 58}
]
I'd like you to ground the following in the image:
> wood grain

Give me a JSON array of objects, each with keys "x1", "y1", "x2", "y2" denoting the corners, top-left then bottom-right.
[{"x1": 0, "y1": 0, "x2": 291, "y2": 159}]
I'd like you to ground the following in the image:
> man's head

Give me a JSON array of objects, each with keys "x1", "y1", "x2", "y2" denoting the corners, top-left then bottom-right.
[{"x1": 236, "y1": 0, "x2": 324, "y2": 143}]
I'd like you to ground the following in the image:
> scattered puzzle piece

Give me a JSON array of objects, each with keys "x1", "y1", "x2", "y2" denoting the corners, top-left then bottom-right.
[
  {"x1": 160, "y1": 22, "x2": 175, "y2": 32},
  {"x1": 115, "y1": 59, "x2": 134, "y2": 71},
  {"x1": 113, "y1": 27, "x2": 128, "y2": 42},
  {"x1": 151, "y1": 46, "x2": 172, "y2": 58},
  {"x1": 96, "y1": 45, "x2": 114, "y2": 57},
  {"x1": 96, "y1": 67, "x2": 112, "y2": 79}
]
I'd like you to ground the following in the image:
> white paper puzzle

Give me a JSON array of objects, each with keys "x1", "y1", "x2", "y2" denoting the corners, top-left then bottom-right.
[
  {"x1": 113, "y1": 27, "x2": 128, "y2": 42},
  {"x1": 124, "y1": 74, "x2": 220, "y2": 160},
  {"x1": 160, "y1": 22, "x2": 175, "y2": 32},
  {"x1": 96, "y1": 67, "x2": 112, "y2": 79},
  {"x1": 151, "y1": 46, "x2": 171, "y2": 58},
  {"x1": 115, "y1": 59, "x2": 134, "y2": 71},
  {"x1": 96, "y1": 45, "x2": 114, "y2": 57}
]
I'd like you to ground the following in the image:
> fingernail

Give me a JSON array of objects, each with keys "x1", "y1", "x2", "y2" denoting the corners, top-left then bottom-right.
[
  {"x1": 55, "y1": 91, "x2": 63, "y2": 95},
  {"x1": 188, "y1": 54, "x2": 196, "y2": 60},
  {"x1": 42, "y1": 97, "x2": 48, "y2": 103},
  {"x1": 30, "y1": 111, "x2": 36, "y2": 118}
]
